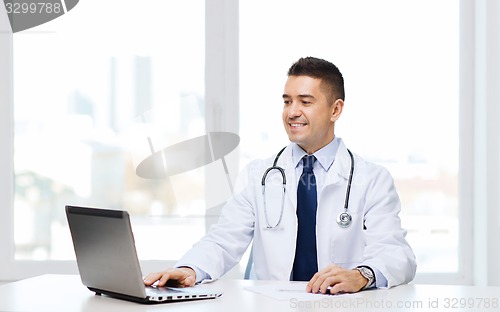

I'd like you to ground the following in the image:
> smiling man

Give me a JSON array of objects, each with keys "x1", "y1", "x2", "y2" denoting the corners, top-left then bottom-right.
[{"x1": 144, "y1": 57, "x2": 416, "y2": 294}]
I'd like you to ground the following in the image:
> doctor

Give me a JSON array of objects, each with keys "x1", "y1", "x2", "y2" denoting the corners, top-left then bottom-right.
[{"x1": 144, "y1": 57, "x2": 417, "y2": 294}]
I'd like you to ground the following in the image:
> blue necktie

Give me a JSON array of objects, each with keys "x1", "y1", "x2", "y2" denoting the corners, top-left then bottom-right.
[{"x1": 292, "y1": 155, "x2": 318, "y2": 281}]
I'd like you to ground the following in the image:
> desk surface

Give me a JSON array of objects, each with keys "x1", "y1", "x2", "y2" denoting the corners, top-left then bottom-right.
[{"x1": 1, "y1": 275, "x2": 500, "y2": 312}]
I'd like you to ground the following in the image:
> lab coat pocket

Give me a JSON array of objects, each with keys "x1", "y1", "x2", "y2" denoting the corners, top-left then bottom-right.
[{"x1": 329, "y1": 213, "x2": 364, "y2": 269}]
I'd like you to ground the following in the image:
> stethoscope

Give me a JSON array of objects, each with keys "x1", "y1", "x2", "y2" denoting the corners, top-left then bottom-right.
[{"x1": 261, "y1": 147, "x2": 355, "y2": 229}]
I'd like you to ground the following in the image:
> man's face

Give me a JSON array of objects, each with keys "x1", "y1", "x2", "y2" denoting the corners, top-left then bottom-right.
[{"x1": 282, "y1": 75, "x2": 342, "y2": 154}]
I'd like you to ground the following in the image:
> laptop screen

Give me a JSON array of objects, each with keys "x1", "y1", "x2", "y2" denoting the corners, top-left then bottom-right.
[{"x1": 66, "y1": 205, "x2": 148, "y2": 298}]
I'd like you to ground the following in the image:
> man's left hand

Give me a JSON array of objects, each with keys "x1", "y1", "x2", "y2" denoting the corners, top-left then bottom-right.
[{"x1": 306, "y1": 264, "x2": 368, "y2": 294}]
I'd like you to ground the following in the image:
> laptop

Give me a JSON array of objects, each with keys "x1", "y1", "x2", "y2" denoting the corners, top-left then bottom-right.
[{"x1": 65, "y1": 205, "x2": 222, "y2": 304}]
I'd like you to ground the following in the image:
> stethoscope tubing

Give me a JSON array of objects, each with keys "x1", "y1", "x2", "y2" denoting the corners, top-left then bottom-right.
[{"x1": 261, "y1": 146, "x2": 355, "y2": 229}]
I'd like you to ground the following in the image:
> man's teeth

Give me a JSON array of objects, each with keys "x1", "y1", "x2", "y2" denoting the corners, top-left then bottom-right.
[{"x1": 291, "y1": 123, "x2": 305, "y2": 127}]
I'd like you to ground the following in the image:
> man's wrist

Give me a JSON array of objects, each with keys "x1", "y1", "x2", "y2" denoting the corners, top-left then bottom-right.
[{"x1": 177, "y1": 266, "x2": 197, "y2": 279}]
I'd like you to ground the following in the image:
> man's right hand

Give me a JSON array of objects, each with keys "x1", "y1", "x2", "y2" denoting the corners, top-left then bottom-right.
[{"x1": 143, "y1": 267, "x2": 196, "y2": 287}]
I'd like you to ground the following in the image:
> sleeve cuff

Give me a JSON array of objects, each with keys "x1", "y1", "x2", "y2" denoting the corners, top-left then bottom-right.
[{"x1": 372, "y1": 267, "x2": 388, "y2": 288}]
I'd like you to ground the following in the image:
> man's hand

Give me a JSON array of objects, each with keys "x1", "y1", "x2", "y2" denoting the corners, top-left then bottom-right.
[
  {"x1": 143, "y1": 267, "x2": 196, "y2": 288},
  {"x1": 306, "y1": 264, "x2": 368, "y2": 294}
]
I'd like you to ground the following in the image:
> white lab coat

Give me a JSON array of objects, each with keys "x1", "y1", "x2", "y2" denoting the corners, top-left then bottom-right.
[{"x1": 177, "y1": 139, "x2": 417, "y2": 287}]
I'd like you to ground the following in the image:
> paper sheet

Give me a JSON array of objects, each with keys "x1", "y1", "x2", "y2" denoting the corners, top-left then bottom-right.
[{"x1": 244, "y1": 281, "x2": 359, "y2": 301}]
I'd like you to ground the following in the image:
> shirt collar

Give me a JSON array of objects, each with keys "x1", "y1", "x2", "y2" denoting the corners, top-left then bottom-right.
[{"x1": 292, "y1": 136, "x2": 340, "y2": 171}]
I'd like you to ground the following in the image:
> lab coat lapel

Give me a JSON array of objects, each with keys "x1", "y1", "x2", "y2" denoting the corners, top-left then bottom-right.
[
  {"x1": 322, "y1": 140, "x2": 351, "y2": 189},
  {"x1": 280, "y1": 146, "x2": 298, "y2": 208}
]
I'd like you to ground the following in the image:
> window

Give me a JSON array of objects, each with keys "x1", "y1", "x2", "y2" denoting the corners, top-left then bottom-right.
[
  {"x1": 2, "y1": 0, "x2": 212, "y2": 273},
  {"x1": 239, "y1": 0, "x2": 460, "y2": 277},
  {"x1": 2, "y1": 0, "x2": 491, "y2": 284}
]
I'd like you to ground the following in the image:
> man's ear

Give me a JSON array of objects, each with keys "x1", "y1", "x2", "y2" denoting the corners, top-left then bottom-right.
[{"x1": 331, "y1": 99, "x2": 344, "y2": 122}]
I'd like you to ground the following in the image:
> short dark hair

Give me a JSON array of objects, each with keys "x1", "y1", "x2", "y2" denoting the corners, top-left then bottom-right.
[{"x1": 287, "y1": 57, "x2": 345, "y2": 101}]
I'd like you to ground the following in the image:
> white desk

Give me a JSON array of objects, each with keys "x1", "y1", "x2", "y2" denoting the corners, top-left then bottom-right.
[{"x1": 1, "y1": 274, "x2": 500, "y2": 311}]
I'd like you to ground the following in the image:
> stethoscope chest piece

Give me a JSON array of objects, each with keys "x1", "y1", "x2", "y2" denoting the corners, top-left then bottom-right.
[{"x1": 337, "y1": 212, "x2": 352, "y2": 228}]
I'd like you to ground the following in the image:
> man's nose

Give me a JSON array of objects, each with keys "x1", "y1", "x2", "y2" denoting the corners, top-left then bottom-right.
[{"x1": 287, "y1": 102, "x2": 302, "y2": 118}]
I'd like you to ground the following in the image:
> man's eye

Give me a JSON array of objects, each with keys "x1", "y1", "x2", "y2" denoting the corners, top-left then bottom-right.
[{"x1": 284, "y1": 100, "x2": 291, "y2": 105}]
